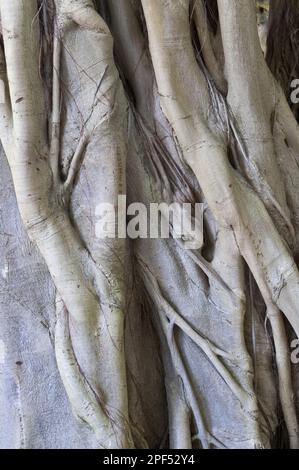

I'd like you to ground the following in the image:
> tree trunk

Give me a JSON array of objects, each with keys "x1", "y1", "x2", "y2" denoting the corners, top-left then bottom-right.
[{"x1": 0, "y1": 0, "x2": 298, "y2": 449}]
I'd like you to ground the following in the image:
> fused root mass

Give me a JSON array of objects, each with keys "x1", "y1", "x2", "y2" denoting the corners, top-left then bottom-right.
[{"x1": 0, "y1": 0, "x2": 298, "y2": 449}]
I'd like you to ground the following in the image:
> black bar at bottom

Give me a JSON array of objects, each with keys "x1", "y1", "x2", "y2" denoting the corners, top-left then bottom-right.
[{"x1": 0, "y1": 449, "x2": 296, "y2": 466}]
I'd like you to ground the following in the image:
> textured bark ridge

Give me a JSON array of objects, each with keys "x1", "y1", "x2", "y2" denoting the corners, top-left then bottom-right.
[{"x1": 0, "y1": 0, "x2": 299, "y2": 449}]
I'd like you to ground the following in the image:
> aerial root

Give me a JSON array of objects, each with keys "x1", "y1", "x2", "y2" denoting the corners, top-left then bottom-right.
[
  {"x1": 138, "y1": 256, "x2": 255, "y2": 409},
  {"x1": 267, "y1": 304, "x2": 299, "y2": 448}
]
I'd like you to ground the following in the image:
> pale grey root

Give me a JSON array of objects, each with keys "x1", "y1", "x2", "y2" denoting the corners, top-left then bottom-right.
[{"x1": 0, "y1": 0, "x2": 298, "y2": 449}]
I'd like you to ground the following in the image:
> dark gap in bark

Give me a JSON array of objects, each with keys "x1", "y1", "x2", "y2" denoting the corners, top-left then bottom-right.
[
  {"x1": 243, "y1": 271, "x2": 284, "y2": 446},
  {"x1": 203, "y1": 0, "x2": 219, "y2": 35},
  {"x1": 272, "y1": 420, "x2": 289, "y2": 448},
  {"x1": 140, "y1": 289, "x2": 170, "y2": 447},
  {"x1": 201, "y1": 211, "x2": 216, "y2": 263},
  {"x1": 266, "y1": 0, "x2": 299, "y2": 121},
  {"x1": 271, "y1": 315, "x2": 291, "y2": 449}
]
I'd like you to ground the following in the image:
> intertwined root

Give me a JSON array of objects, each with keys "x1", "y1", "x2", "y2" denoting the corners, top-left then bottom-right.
[
  {"x1": 0, "y1": 0, "x2": 132, "y2": 448},
  {"x1": 1, "y1": 0, "x2": 299, "y2": 449},
  {"x1": 140, "y1": 0, "x2": 299, "y2": 448}
]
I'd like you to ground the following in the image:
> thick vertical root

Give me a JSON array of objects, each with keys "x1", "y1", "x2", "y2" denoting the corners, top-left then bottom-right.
[
  {"x1": 267, "y1": 305, "x2": 299, "y2": 449},
  {"x1": 141, "y1": 0, "x2": 299, "y2": 337},
  {"x1": 55, "y1": 296, "x2": 111, "y2": 447},
  {"x1": 141, "y1": 0, "x2": 299, "y2": 447},
  {"x1": 0, "y1": 0, "x2": 133, "y2": 448},
  {"x1": 166, "y1": 382, "x2": 192, "y2": 449}
]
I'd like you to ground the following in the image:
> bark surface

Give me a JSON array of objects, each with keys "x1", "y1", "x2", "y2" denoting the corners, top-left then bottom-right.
[{"x1": 0, "y1": 0, "x2": 298, "y2": 449}]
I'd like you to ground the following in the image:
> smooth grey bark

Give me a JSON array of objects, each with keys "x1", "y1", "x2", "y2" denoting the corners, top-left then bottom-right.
[{"x1": 0, "y1": 0, "x2": 298, "y2": 449}]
